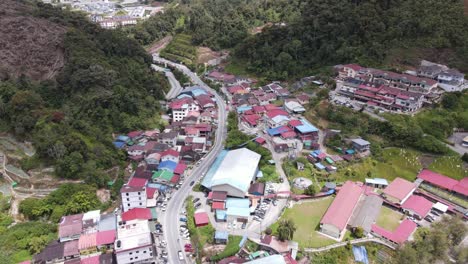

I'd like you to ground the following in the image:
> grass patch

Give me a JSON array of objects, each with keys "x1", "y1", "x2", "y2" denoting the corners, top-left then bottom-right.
[
  {"x1": 334, "y1": 148, "x2": 422, "y2": 183},
  {"x1": 376, "y1": 206, "x2": 403, "y2": 232},
  {"x1": 160, "y1": 34, "x2": 197, "y2": 69},
  {"x1": 185, "y1": 196, "x2": 215, "y2": 259},
  {"x1": 210, "y1": 235, "x2": 242, "y2": 261},
  {"x1": 270, "y1": 197, "x2": 336, "y2": 248},
  {"x1": 420, "y1": 183, "x2": 468, "y2": 208},
  {"x1": 428, "y1": 155, "x2": 468, "y2": 180}
]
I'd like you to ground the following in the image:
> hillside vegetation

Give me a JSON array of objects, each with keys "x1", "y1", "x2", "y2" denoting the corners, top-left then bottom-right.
[
  {"x1": 234, "y1": 0, "x2": 468, "y2": 79},
  {"x1": 160, "y1": 34, "x2": 197, "y2": 68},
  {"x1": 0, "y1": 1, "x2": 168, "y2": 185}
]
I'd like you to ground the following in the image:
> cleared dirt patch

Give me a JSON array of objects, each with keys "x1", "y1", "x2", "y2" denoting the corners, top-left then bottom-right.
[
  {"x1": 147, "y1": 36, "x2": 173, "y2": 54},
  {"x1": 197, "y1": 47, "x2": 226, "y2": 65}
]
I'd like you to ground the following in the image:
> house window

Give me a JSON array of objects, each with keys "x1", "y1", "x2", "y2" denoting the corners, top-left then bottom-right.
[
  {"x1": 127, "y1": 198, "x2": 129, "y2": 201},
  {"x1": 136, "y1": 251, "x2": 139, "y2": 253},
  {"x1": 130, "y1": 258, "x2": 133, "y2": 260},
  {"x1": 143, "y1": 251, "x2": 147, "y2": 253},
  {"x1": 126, "y1": 193, "x2": 129, "y2": 196},
  {"x1": 138, "y1": 192, "x2": 141, "y2": 195},
  {"x1": 130, "y1": 252, "x2": 133, "y2": 255},
  {"x1": 127, "y1": 203, "x2": 130, "y2": 207}
]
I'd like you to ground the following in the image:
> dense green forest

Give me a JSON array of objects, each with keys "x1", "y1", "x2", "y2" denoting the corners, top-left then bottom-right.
[
  {"x1": 0, "y1": 2, "x2": 168, "y2": 184},
  {"x1": 128, "y1": 0, "x2": 303, "y2": 49},
  {"x1": 235, "y1": 0, "x2": 468, "y2": 79},
  {"x1": 133, "y1": 0, "x2": 468, "y2": 80}
]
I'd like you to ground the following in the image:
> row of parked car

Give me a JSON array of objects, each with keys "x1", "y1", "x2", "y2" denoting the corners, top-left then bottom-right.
[{"x1": 253, "y1": 198, "x2": 274, "y2": 222}]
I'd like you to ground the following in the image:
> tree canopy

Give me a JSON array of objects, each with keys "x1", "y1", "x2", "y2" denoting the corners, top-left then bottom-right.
[{"x1": 0, "y1": 2, "x2": 168, "y2": 184}]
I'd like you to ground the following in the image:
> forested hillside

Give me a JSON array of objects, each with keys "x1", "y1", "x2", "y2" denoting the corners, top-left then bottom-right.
[
  {"x1": 0, "y1": 1, "x2": 168, "y2": 184},
  {"x1": 235, "y1": 0, "x2": 468, "y2": 79},
  {"x1": 132, "y1": 0, "x2": 468, "y2": 80}
]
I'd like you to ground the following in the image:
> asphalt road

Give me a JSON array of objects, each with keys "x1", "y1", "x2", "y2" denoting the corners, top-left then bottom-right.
[
  {"x1": 151, "y1": 64, "x2": 183, "y2": 100},
  {"x1": 153, "y1": 55, "x2": 227, "y2": 264}
]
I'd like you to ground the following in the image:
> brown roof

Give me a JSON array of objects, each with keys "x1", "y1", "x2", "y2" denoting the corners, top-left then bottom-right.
[
  {"x1": 63, "y1": 240, "x2": 79, "y2": 257},
  {"x1": 248, "y1": 182, "x2": 265, "y2": 195},
  {"x1": 58, "y1": 214, "x2": 83, "y2": 239},
  {"x1": 211, "y1": 191, "x2": 227, "y2": 201},
  {"x1": 34, "y1": 241, "x2": 65, "y2": 263}
]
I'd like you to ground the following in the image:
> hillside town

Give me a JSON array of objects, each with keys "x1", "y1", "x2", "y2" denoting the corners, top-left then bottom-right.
[
  {"x1": 29, "y1": 58, "x2": 468, "y2": 264},
  {"x1": 2, "y1": 1, "x2": 468, "y2": 264}
]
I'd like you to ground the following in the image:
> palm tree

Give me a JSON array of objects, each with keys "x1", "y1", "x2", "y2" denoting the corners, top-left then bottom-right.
[{"x1": 277, "y1": 219, "x2": 296, "y2": 241}]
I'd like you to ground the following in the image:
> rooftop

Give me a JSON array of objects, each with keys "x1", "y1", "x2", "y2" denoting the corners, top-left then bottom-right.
[
  {"x1": 348, "y1": 195, "x2": 383, "y2": 233},
  {"x1": 194, "y1": 212, "x2": 210, "y2": 226},
  {"x1": 401, "y1": 195, "x2": 433, "y2": 217},
  {"x1": 320, "y1": 181, "x2": 363, "y2": 230},
  {"x1": 371, "y1": 219, "x2": 417, "y2": 244},
  {"x1": 59, "y1": 213, "x2": 83, "y2": 239},
  {"x1": 204, "y1": 148, "x2": 261, "y2": 195},
  {"x1": 417, "y1": 169, "x2": 459, "y2": 191},
  {"x1": 382, "y1": 177, "x2": 416, "y2": 202},
  {"x1": 115, "y1": 220, "x2": 152, "y2": 252},
  {"x1": 244, "y1": 254, "x2": 286, "y2": 264}
]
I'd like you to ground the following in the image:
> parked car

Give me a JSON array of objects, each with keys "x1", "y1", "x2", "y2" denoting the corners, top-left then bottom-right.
[
  {"x1": 180, "y1": 217, "x2": 187, "y2": 222},
  {"x1": 195, "y1": 202, "x2": 201, "y2": 208},
  {"x1": 241, "y1": 222, "x2": 247, "y2": 229},
  {"x1": 193, "y1": 198, "x2": 200, "y2": 203},
  {"x1": 178, "y1": 251, "x2": 184, "y2": 261},
  {"x1": 190, "y1": 181, "x2": 195, "y2": 186}
]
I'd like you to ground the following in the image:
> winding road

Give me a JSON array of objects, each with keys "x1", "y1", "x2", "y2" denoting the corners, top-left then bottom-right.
[
  {"x1": 153, "y1": 55, "x2": 228, "y2": 264},
  {"x1": 151, "y1": 64, "x2": 183, "y2": 100}
]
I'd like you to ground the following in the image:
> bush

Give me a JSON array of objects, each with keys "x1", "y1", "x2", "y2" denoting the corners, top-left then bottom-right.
[{"x1": 210, "y1": 236, "x2": 242, "y2": 261}]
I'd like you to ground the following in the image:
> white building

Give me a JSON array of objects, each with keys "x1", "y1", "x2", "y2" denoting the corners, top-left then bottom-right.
[
  {"x1": 121, "y1": 185, "x2": 147, "y2": 212},
  {"x1": 171, "y1": 102, "x2": 199, "y2": 122},
  {"x1": 115, "y1": 220, "x2": 154, "y2": 264},
  {"x1": 284, "y1": 101, "x2": 306, "y2": 114},
  {"x1": 202, "y1": 148, "x2": 261, "y2": 198}
]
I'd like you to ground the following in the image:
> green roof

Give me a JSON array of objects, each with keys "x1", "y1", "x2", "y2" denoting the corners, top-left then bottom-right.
[
  {"x1": 325, "y1": 157, "x2": 334, "y2": 164},
  {"x1": 150, "y1": 207, "x2": 158, "y2": 219},
  {"x1": 152, "y1": 170, "x2": 174, "y2": 181}
]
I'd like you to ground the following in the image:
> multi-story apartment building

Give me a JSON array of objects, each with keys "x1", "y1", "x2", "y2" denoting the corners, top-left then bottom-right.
[{"x1": 120, "y1": 185, "x2": 147, "y2": 212}]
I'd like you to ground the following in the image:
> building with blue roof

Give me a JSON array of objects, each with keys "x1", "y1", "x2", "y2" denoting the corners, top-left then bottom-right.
[
  {"x1": 226, "y1": 198, "x2": 250, "y2": 208},
  {"x1": 315, "y1": 163, "x2": 326, "y2": 170},
  {"x1": 295, "y1": 118, "x2": 319, "y2": 134},
  {"x1": 113, "y1": 141, "x2": 126, "y2": 149},
  {"x1": 226, "y1": 207, "x2": 250, "y2": 221},
  {"x1": 116, "y1": 135, "x2": 130, "y2": 142},
  {"x1": 365, "y1": 178, "x2": 389, "y2": 189},
  {"x1": 214, "y1": 230, "x2": 229, "y2": 244},
  {"x1": 215, "y1": 210, "x2": 227, "y2": 222},
  {"x1": 267, "y1": 126, "x2": 290, "y2": 136},
  {"x1": 158, "y1": 160, "x2": 177, "y2": 172},
  {"x1": 237, "y1": 106, "x2": 253, "y2": 113},
  {"x1": 202, "y1": 150, "x2": 228, "y2": 188}
]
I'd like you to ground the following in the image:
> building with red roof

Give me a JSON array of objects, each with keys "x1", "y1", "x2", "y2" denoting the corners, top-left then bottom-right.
[
  {"x1": 160, "y1": 149, "x2": 180, "y2": 163},
  {"x1": 371, "y1": 219, "x2": 417, "y2": 245},
  {"x1": 281, "y1": 131, "x2": 297, "y2": 139},
  {"x1": 382, "y1": 177, "x2": 416, "y2": 205},
  {"x1": 452, "y1": 178, "x2": 468, "y2": 197},
  {"x1": 96, "y1": 230, "x2": 116, "y2": 248},
  {"x1": 194, "y1": 212, "x2": 210, "y2": 227},
  {"x1": 212, "y1": 201, "x2": 225, "y2": 211},
  {"x1": 417, "y1": 169, "x2": 458, "y2": 191},
  {"x1": 174, "y1": 163, "x2": 187, "y2": 176},
  {"x1": 320, "y1": 181, "x2": 364, "y2": 239},
  {"x1": 417, "y1": 169, "x2": 468, "y2": 197},
  {"x1": 288, "y1": 120, "x2": 302, "y2": 128},
  {"x1": 253, "y1": 105, "x2": 266, "y2": 114},
  {"x1": 242, "y1": 114, "x2": 262, "y2": 127},
  {"x1": 127, "y1": 177, "x2": 147, "y2": 188},
  {"x1": 401, "y1": 195, "x2": 433, "y2": 219},
  {"x1": 127, "y1": 131, "x2": 142, "y2": 139},
  {"x1": 266, "y1": 109, "x2": 289, "y2": 119},
  {"x1": 121, "y1": 208, "x2": 153, "y2": 222},
  {"x1": 255, "y1": 137, "x2": 266, "y2": 145}
]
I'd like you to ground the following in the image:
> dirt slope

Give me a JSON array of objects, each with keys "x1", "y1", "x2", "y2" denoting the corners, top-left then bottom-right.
[{"x1": 0, "y1": 0, "x2": 66, "y2": 81}]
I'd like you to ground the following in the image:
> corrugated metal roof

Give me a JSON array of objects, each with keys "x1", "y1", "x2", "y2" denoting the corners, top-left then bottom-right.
[
  {"x1": 226, "y1": 198, "x2": 250, "y2": 208},
  {"x1": 206, "y1": 148, "x2": 261, "y2": 195},
  {"x1": 215, "y1": 230, "x2": 229, "y2": 240},
  {"x1": 226, "y1": 207, "x2": 250, "y2": 218}
]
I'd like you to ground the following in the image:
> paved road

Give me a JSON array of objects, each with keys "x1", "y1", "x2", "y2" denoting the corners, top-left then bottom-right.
[
  {"x1": 151, "y1": 64, "x2": 183, "y2": 100},
  {"x1": 153, "y1": 55, "x2": 227, "y2": 264}
]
